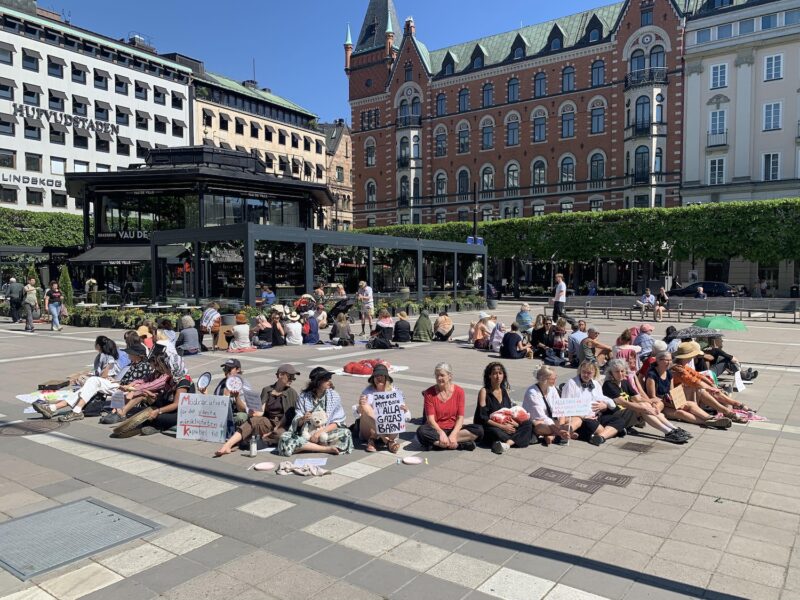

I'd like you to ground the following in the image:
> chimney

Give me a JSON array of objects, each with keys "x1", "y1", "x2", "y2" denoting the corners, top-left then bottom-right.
[
  {"x1": 261, "y1": 87, "x2": 272, "y2": 94},
  {"x1": 404, "y1": 17, "x2": 415, "y2": 37},
  {"x1": 242, "y1": 80, "x2": 258, "y2": 90}
]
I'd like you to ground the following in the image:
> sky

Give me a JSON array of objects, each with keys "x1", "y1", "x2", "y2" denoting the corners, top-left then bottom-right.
[{"x1": 50, "y1": 0, "x2": 606, "y2": 124}]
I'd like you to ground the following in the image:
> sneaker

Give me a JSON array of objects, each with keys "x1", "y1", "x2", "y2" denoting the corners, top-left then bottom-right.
[
  {"x1": 701, "y1": 416, "x2": 732, "y2": 430},
  {"x1": 625, "y1": 426, "x2": 640, "y2": 436},
  {"x1": 57, "y1": 411, "x2": 84, "y2": 422},
  {"x1": 31, "y1": 403, "x2": 54, "y2": 419},
  {"x1": 665, "y1": 430, "x2": 688, "y2": 444},
  {"x1": 457, "y1": 441, "x2": 476, "y2": 451},
  {"x1": 99, "y1": 412, "x2": 123, "y2": 425},
  {"x1": 590, "y1": 434, "x2": 606, "y2": 446},
  {"x1": 675, "y1": 427, "x2": 693, "y2": 438},
  {"x1": 749, "y1": 370, "x2": 759, "y2": 380},
  {"x1": 492, "y1": 440, "x2": 509, "y2": 455},
  {"x1": 140, "y1": 426, "x2": 159, "y2": 436},
  {"x1": 553, "y1": 436, "x2": 568, "y2": 446}
]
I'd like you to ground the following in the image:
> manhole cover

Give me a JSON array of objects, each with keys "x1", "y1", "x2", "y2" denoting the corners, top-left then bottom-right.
[
  {"x1": 620, "y1": 442, "x2": 652, "y2": 453},
  {"x1": 590, "y1": 471, "x2": 634, "y2": 488},
  {"x1": 0, "y1": 498, "x2": 159, "y2": 580},
  {"x1": 0, "y1": 420, "x2": 66, "y2": 436},
  {"x1": 560, "y1": 477, "x2": 603, "y2": 494},
  {"x1": 529, "y1": 467, "x2": 571, "y2": 484}
]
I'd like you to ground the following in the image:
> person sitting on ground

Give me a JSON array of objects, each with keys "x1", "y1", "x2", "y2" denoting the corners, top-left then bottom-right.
[
  {"x1": 488, "y1": 321, "x2": 507, "y2": 353},
  {"x1": 158, "y1": 319, "x2": 177, "y2": 344},
  {"x1": 474, "y1": 362, "x2": 533, "y2": 454},
  {"x1": 530, "y1": 315, "x2": 552, "y2": 358},
  {"x1": 250, "y1": 314, "x2": 273, "y2": 348},
  {"x1": 637, "y1": 340, "x2": 668, "y2": 386},
  {"x1": 515, "y1": 303, "x2": 534, "y2": 335},
  {"x1": 694, "y1": 286, "x2": 708, "y2": 299},
  {"x1": 635, "y1": 288, "x2": 656, "y2": 319},
  {"x1": 433, "y1": 310, "x2": 454, "y2": 341},
  {"x1": 523, "y1": 365, "x2": 577, "y2": 446},
  {"x1": 369, "y1": 309, "x2": 395, "y2": 349},
  {"x1": 215, "y1": 364, "x2": 300, "y2": 456},
  {"x1": 634, "y1": 323, "x2": 656, "y2": 360},
  {"x1": 278, "y1": 367, "x2": 353, "y2": 456},
  {"x1": 655, "y1": 287, "x2": 669, "y2": 322},
  {"x1": 602, "y1": 358, "x2": 689, "y2": 444},
  {"x1": 302, "y1": 310, "x2": 320, "y2": 345},
  {"x1": 212, "y1": 358, "x2": 255, "y2": 426},
  {"x1": 330, "y1": 312, "x2": 354, "y2": 346},
  {"x1": 34, "y1": 336, "x2": 122, "y2": 421},
  {"x1": 546, "y1": 317, "x2": 569, "y2": 358},
  {"x1": 500, "y1": 323, "x2": 533, "y2": 359},
  {"x1": 116, "y1": 330, "x2": 141, "y2": 371},
  {"x1": 314, "y1": 303, "x2": 328, "y2": 329},
  {"x1": 473, "y1": 312, "x2": 492, "y2": 350},
  {"x1": 175, "y1": 315, "x2": 200, "y2": 356},
  {"x1": 645, "y1": 351, "x2": 731, "y2": 429},
  {"x1": 702, "y1": 337, "x2": 758, "y2": 381},
  {"x1": 581, "y1": 326, "x2": 612, "y2": 366},
  {"x1": 269, "y1": 310, "x2": 286, "y2": 346},
  {"x1": 416, "y1": 362, "x2": 483, "y2": 451},
  {"x1": 568, "y1": 320, "x2": 588, "y2": 367},
  {"x1": 412, "y1": 309, "x2": 434, "y2": 342},
  {"x1": 356, "y1": 364, "x2": 410, "y2": 454},
  {"x1": 99, "y1": 351, "x2": 175, "y2": 424},
  {"x1": 562, "y1": 361, "x2": 626, "y2": 446},
  {"x1": 663, "y1": 326, "x2": 681, "y2": 354},
  {"x1": 393, "y1": 311, "x2": 412, "y2": 343},
  {"x1": 284, "y1": 311, "x2": 303, "y2": 346},
  {"x1": 613, "y1": 328, "x2": 642, "y2": 372},
  {"x1": 227, "y1": 313, "x2": 253, "y2": 351},
  {"x1": 136, "y1": 324, "x2": 154, "y2": 350}
]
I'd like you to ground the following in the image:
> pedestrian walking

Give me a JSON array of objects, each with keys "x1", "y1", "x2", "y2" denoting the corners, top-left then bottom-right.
[
  {"x1": 21, "y1": 276, "x2": 39, "y2": 332},
  {"x1": 44, "y1": 280, "x2": 64, "y2": 331},
  {"x1": 6, "y1": 277, "x2": 23, "y2": 324}
]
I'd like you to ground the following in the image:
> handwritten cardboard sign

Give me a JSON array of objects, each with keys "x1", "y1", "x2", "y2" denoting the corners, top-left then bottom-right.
[
  {"x1": 372, "y1": 390, "x2": 406, "y2": 435},
  {"x1": 549, "y1": 395, "x2": 594, "y2": 418},
  {"x1": 176, "y1": 394, "x2": 229, "y2": 443}
]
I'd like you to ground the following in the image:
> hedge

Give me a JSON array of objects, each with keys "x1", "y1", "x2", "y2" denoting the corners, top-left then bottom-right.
[
  {"x1": 360, "y1": 199, "x2": 800, "y2": 264},
  {"x1": 0, "y1": 206, "x2": 84, "y2": 247}
]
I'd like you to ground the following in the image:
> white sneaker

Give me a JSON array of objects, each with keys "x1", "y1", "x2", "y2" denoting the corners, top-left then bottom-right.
[{"x1": 492, "y1": 441, "x2": 509, "y2": 454}]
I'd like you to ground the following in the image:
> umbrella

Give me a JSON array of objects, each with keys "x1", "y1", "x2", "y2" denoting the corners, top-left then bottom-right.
[
  {"x1": 692, "y1": 316, "x2": 747, "y2": 332},
  {"x1": 674, "y1": 326, "x2": 724, "y2": 339}
]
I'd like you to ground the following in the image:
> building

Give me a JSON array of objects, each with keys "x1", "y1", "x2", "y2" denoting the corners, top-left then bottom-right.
[
  {"x1": 347, "y1": 0, "x2": 687, "y2": 228},
  {"x1": 0, "y1": 0, "x2": 191, "y2": 214},
  {"x1": 680, "y1": 0, "x2": 798, "y2": 293},
  {"x1": 320, "y1": 118, "x2": 354, "y2": 230}
]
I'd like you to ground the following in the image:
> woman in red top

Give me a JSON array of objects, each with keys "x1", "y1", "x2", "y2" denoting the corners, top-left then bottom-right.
[{"x1": 416, "y1": 362, "x2": 483, "y2": 451}]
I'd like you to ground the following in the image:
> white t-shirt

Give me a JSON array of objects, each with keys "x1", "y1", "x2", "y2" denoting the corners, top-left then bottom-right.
[
  {"x1": 229, "y1": 324, "x2": 252, "y2": 349},
  {"x1": 285, "y1": 321, "x2": 303, "y2": 345},
  {"x1": 554, "y1": 281, "x2": 566, "y2": 302},
  {"x1": 355, "y1": 385, "x2": 412, "y2": 421},
  {"x1": 359, "y1": 286, "x2": 374, "y2": 308}
]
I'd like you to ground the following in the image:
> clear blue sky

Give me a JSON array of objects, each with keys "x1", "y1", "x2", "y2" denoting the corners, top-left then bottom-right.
[{"x1": 52, "y1": 0, "x2": 604, "y2": 123}]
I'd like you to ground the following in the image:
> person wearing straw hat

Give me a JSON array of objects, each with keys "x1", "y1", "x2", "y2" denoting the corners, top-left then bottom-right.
[
  {"x1": 136, "y1": 324, "x2": 154, "y2": 350},
  {"x1": 284, "y1": 311, "x2": 303, "y2": 346},
  {"x1": 356, "y1": 364, "x2": 410, "y2": 453},
  {"x1": 278, "y1": 367, "x2": 353, "y2": 456}
]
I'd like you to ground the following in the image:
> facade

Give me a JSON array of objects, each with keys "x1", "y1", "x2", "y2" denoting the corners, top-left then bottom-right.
[
  {"x1": 0, "y1": 0, "x2": 191, "y2": 214},
  {"x1": 347, "y1": 0, "x2": 687, "y2": 228},
  {"x1": 320, "y1": 118, "x2": 354, "y2": 230},
  {"x1": 679, "y1": 0, "x2": 798, "y2": 294}
]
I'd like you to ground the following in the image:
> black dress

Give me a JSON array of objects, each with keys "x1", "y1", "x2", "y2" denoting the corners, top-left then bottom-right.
[{"x1": 473, "y1": 387, "x2": 533, "y2": 448}]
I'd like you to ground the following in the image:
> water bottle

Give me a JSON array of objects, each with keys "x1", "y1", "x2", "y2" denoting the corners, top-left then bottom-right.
[{"x1": 249, "y1": 437, "x2": 258, "y2": 457}]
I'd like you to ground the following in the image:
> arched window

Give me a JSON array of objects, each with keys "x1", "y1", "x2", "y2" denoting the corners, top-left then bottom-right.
[
  {"x1": 411, "y1": 97, "x2": 421, "y2": 117},
  {"x1": 630, "y1": 49, "x2": 645, "y2": 74},
  {"x1": 634, "y1": 146, "x2": 650, "y2": 183},
  {"x1": 481, "y1": 118, "x2": 494, "y2": 150},
  {"x1": 562, "y1": 66, "x2": 575, "y2": 92},
  {"x1": 560, "y1": 156, "x2": 575, "y2": 190},
  {"x1": 413, "y1": 177, "x2": 420, "y2": 199},
  {"x1": 404, "y1": 62, "x2": 412, "y2": 82},
  {"x1": 399, "y1": 175, "x2": 409, "y2": 200},
  {"x1": 550, "y1": 37, "x2": 562, "y2": 51},
  {"x1": 513, "y1": 46, "x2": 524, "y2": 60},
  {"x1": 481, "y1": 166, "x2": 495, "y2": 192},
  {"x1": 532, "y1": 108, "x2": 547, "y2": 142},
  {"x1": 457, "y1": 169, "x2": 470, "y2": 199},
  {"x1": 436, "y1": 212, "x2": 446, "y2": 224},
  {"x1": 532, "y1": 160, "x2": 547, "y2": 189},
  {"x1": 436, "y1": 93, "x2": 446, "y2": 116},
  {"x1": 506, "y1": 114, "x2": 520, "y2": 146},
  {"x1": 458, "y1": 89, "x2": 469, "y2": 112},
  {"x1": 399, "y1": 99, "x2": 409, "y2": 117},
  {"x1": 366, "y1": 181, "x2": 376, "y2": 205},
  {"x1": 482, "y1": 83, "x2": 494, "y2": 107},
  {"x1": 635, "y1": 95, "x2": 651, "y2": 127},
  {"x1": 473, "y1": 54, "x2": 484, "y2": 69},
  {"x1": 457, "y1": 121, "x2": 470, "y2": 153},
  {"x1": 507, "y1": 77, "x2": 519, "y2": 102},
  {"x1": 434, "y1": 126, "x2": 447, "y2": 157},
  {"x1": 506, "y1": 163, "x2": 520, "y2": 193},
  {"x1": 590, "y1": 100, "x2": 605, "y2": 134},
  {"x1": 588, "y1": 27, "x2": 601, "y2": 43},
  {"x1": 590, "y1": 153, "x2": 605, "y2": 185},
  {"x1": 365, "y1": 138, "x2": 376, "y2": 167},
  {"x1": 435, "y1": 172, "x2": 447, "y2": 199},
  {"x1": 560, "y1": 104, "x2": 575, "y2": 138},
  {"x1": 399, "y1": 136, "x2": 410, "y2": 158},
  {"x1": 650, "y1": 45, "x2": 665, "y2": 69},
  {"x1": 534, "y1": 72, "x2": 547, "y2": 98},
  {"x1": 655, "y1": 93, "x2": 664, "y2": 123},
  {"x1": 591, "y1": 60, "x2": 605, "y2": 87}
]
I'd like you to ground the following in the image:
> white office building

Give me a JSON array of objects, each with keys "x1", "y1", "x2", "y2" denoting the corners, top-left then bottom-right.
[{"x1": 0, "y1": 1, "x2": 191, "y2": 214}]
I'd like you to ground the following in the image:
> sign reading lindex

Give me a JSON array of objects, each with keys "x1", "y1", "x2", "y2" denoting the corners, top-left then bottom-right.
[{"x1": 12, "y1": 103, "x2": 120, "y2": 136}]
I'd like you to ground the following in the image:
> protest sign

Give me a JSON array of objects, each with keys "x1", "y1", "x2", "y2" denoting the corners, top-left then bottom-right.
[
  {"x1": 734, "y1": 371, "x2": 746, "y2": 392},
  {"x1": 177, "y1": 394, "x2": 229, "y2": 443},
  {"x1": 372, "y1": 390, "x2": 406, "y2": 435},
  {"x1": 549, "y1": 395, "x2": 593, "y2": 418}
]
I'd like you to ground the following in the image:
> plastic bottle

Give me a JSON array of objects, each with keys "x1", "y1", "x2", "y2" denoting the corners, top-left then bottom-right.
[{"x1": 249, "y1": 436, "x2": 258, "y2": 457}]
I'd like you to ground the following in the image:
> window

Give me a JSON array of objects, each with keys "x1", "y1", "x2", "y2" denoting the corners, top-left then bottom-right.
[
  {"x1": 560, "y1": 110, "x2": 574, "y2": 138},
  {"x1": 134, "y1": 81, "x2": 147, "y2": 100},
  {"x1": 95, "y1": 105, "x2": 109, "y2": 122},
  {"x1": 711, "y1": 64, "x2": 727, "y2": 88},
  {"x1": 710, "y1": 109, "x2": 726, "y2": 135},
  {"x1": 115, "y1": 76, "x2": 128, "y2": 95},
  {"x1": 482, "y1": 83, "x2": 494, "y2": 107},
  {"x1": 0, "y1": 115, "x2": 14, "y2": 136},
  {"x1": 74, "y1": 99, "x2": 87, "y2": 116},
  {"x1": 73, "y1": 133, "x2": 87, "y2": 148},
  {"x1": 26, "y1": 189, "x2": 43, "y2": 206},
  {"x1": 0, "y1": 46, "x2": 11, "y2": 65},
  {"x1": 633, "y1": 195, "x2": 650, "y2": 208},
  {"x1": 513, "y1": 46, "x2": 524, "y2": 60},
  {"x1": 532, "y1": 160, "x2": 546, "y2": 189},
  {"x1": 366, "y1": 217, "x2": 376, "y2": 228},
  {"x1": 399, "y1": 176, "x2": 409, "y2": 200},
  {"x1": 235, "y1": 120, "x2": 244, "y2": 135},
  {"x1": 560, "y1": 201, "x2": 573, "y2": 214},
  {"x1": 278, "y1": 131, "x2": 285, "y2": 144},
  {"x1": 507, "y1": 78, "x2": 519, "y2": 102},
  {"x1": 47, "y1": 58, "x2": 63, "y2": 78},
  {"x1": 316, "y1": 140, "x2": 323, "y2": 154},
  {"x1": 590, "y1": 198, "x2": 603, "y2": 212},
  {"x1": 591, "y1": 60, "x2": 604, "y2": 87},
  {"x1": 717, "y1": 23, "x2": 733, "y2": 39},
  {"x1": 434, "y1": 128, "x2": 447, "y2": 157},
  {"x1": 399, "y1": 136, "x2": 409, "y2": 158},
  {"x1": 650, "y1": 45, "x2": 665, "y2": 69},
  {"x1": 51, "y1": 192, "x2": 67, "y2": 208},
  {"x1": 473, "y1": 54, "x2": 483, "y2": 69},
  {"x1": 532, "y1": 203, "x2": 544, "y2": 216},
  {"x1": 71, "y1": 66, "x2": 85, "y2": 84},
  {"x1": 172, "y1": 122, "x2": 184, "y2": 137},
  {"x1": 23, "y1": 86, "x2": 38, "y2": 106},
  {"x1": 412, "y1": 135, "x2": 420, "y2": 158},
  {"x1": 709, "y1": 158, "x2": 725, "y2": 185},
  {"x1": 116, "y1": 109, "x2": 129, "y2": 126},
  {"x1": 655, "y1": 147, "x2": 663, "y2": 174},
  {"x1": 763, "y1": 153, "x2": 779, "y2": 181},
  {"x1": 589, "y1": 28, "x2": 601, "y2": 43},
  {"x1": 641, "y1": 8, "x2": 652, "y2": 26},
  {"x1": 458, "y1": 123, "x2": 470, "y2": 153},
  {"x1": 49, "y1": 127, "x2": 64, "y2": 145},
  {"x1": 550, "y1": 37, "x2": 562, "y2": 51},
  {"x1": 590, "y1": 153, "x2": 605, "y2": 183},
  {"x1": 533, "y1": 112, "x2": 546, "y2": 142},
  {"x1": 761, "y1": 14, "x2": 777, "y2": 30},
  {"x1": 0, "y1": 81, "x2": 11, "y2": 101},
  {"x1": 48, "y1": 92, "x2": 63, "y2": 111},
  {"x1": 365, "y1": 141, "x2": 376, "y2": 166},
  {"x1": 764, "y1": 102, "x2": 781, "y2": 131},
  {"x1": 482, "y1": 207, "x2": 493, "y2": 221},
  {"x1": 506, "y1": 116, "x2": 519, "y2": 146},
  {"x1": 634, "y1": 146, "x2": 650, "y2": 182},
  {"x1": 458, "y1": 208, "x2": 469, "y2": 221},
  {"x1": 635, "y1": 95, "x2": 651, "y2": 126},
  {"x1": 786, "y1": 9, "x2": 800, "y2": 26},
  {"x1": 561, "y1": 66, "x2": 575, "y2": 92},
  {"x1": 136, "y1": 112, "x2": 149, "y2": 130},
  {"x1": 436, "y1": 93, "x2": 446, "y2": 116},
  {"x1": 171, "y1": 94, "x2": 183, "y2": 110},
  {"x1": 591, "y1": 106, "x2": 605, "y2": 134},
  {"x1": 696, "y1": 28, "x2": 711, "y2": 44},
  {"x1": 560, "y1": 157, "x2": 575, "y2": 188},
  {"x1": 534, "y1": 73, "x2": 546, "y2": 98},
  {"x1": 435, "y1": 173, "x2": 447, "y2": 199},
  {"x1": 24, "y1": 122, "x2": 41, "y2": 140},
  {"x1": 630, "y1": 49, "x2": 645, "y2": 74},
  {"x1": 443, "y1": 61, "x2": 454, "y2": 76},
  {"x1": 739, "y1": 18, "x2": 754, "y2": 35},
  {"x1": 366, "y1": 181, "x2": 376, "y2": 205},
  {"x1": 404, "y1": 62, "x2": 412, "y2": 82},
  {"x1": 336, "y1": 166, "x2": 344, "y2": 182},
  {"x1": 765, "y1": 55, "x2": 782, "y2": 81},
  {"x1": 0, "y1": 149, "x2": 14, "y2": 168},
  {"x1": 506, "y1": 163, "x2": 519, "y2": 193},
  {"x1": 25, "y1": 153, "x2": 41, "y2": 171},
  {"x1": 481, "y1": 119, "x2": 494, "y2": 150},
  {"x1": 95, "y1": 137, "x2": 110, "y2": 153},
  {"x1": 116, "y1": 140, "x2": 130, "y2": 155},
  {"x1": 22, "y1": 50, "x2": 38, "y2": 71},
  {"x1": 655, "y1": 94, "x2": 664, "y2": 123},
  {"x1": 457, "y1": 169, "x2": 470, "y2": 198},
  {"x1": 93, "y1": 71, "x2": 107, "y2": 90},
  {"x1": 154, "y1": 88, "x2": 165, "y2": 104},
  {"x1": 458, "y1": 89, "x2": 469, "y2": 112}
]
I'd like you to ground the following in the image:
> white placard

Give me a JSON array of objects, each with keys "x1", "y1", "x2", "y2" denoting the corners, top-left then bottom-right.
[
  {"x1": 549, "y1": 396, "x2": 594, "y2": 418},
  {"x1": 110, "y1": 391, "x2": 125, "y2": 410},
  {"x1": 372, "y1": 390, "x2": 406, "y2": 435},
  {"x1": 734, "y1": 371, "x2": 746, "y2": 392},
  {"x1": 176, "y1": 393, "x2": 229, "y2": 443}
]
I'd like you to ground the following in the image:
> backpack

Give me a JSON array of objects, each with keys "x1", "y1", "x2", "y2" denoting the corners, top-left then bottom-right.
[{"x1": 82, "y1": 393, "x2": 109, "y2": 417}]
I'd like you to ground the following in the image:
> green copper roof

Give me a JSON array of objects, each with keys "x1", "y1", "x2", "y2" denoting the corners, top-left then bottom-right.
[
  {"x1": 199, "y1": 71, "x2": 317, "y2": 119},
  {"x1": 354, "y1": 0, "x2": 402, "y2": 55},
  {"x1": 345, "y1": 23, "x2": 353, "y2": 46},
  {"x1": 425, "y1": 2, "x2": 624, "y2": 73}
]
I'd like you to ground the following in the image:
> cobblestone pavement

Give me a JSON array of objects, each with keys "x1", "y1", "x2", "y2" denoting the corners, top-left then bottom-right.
[{"x1": 0, "y1": 302, "x2": 799, "y2": 600}]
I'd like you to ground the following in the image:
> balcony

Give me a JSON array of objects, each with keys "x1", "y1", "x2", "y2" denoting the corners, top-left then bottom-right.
[
  {"x1": 626, "y1": 122, "x2": 652, "y2": 138},
  {"x1": 627, "y1": 172, "x2": 664, "y2": 186},
  {"x1": 397, "y1": 196, "x2": 410, "y2": 208},
  {"x1": 707, "y1": 130, "x2": 728, "y2": 148},
  {"x1": 396, "y1": 114, "x2": 422, "y2": 129},
  {"x1": 624, "y1": 67, "x2": 668, "y2": 90},
  {"x1": 397, "y1": 156, "x2": 411, "y2": 169}
]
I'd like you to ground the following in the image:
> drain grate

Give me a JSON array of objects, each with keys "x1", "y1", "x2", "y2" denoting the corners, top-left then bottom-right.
[
  {"x1": 620, "y1": 442, "x2": 653, "y2": 453},
  {"x1": 0, "y1": 498, "x2": 159, "y2": 580},
  {"x1": 0, "y1": 420, "x2": 66, "y2": 436},
  {"x1": 589, "y1": 471, "x2": 634, "y2": 488},
  {"x1": 560, "y1": 477, "x2": 603, "y2": 494},
  {"x1": 529, "y1": 467, "x2": 572, "y2": 484}
]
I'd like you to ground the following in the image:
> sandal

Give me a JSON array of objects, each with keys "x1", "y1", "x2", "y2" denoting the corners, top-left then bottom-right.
[
  {"x1": 387, "y1": 439, "x2": 400, "y2": 454},
  {"x1": 365, "y1": 441, "x2": 377, "y2": 453}
]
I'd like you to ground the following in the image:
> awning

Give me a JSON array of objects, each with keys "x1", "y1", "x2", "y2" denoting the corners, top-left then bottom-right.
[
  {"x1": 202, "y1": 108, "x2": 214, "y2": 117},
  {"x1": 74, "y1": 126, "x2": 91, "y2": 137},
  {"x1": 235, "y1": 145, "x2": 247, "y2": 153},
  {"x1": 117, "y1": 136, "x2": 132, "y2": 145},
  {"x1": 155, "y1": 143, "x2": 167, "y2": 149},
  {"x1": 0, "y1": 184, "x2": 19, "y2": 190},
  {"x1": 22, "y1": 48, "x2": 41, "y2": 59},
  {"x1": 202, "y1": 137, "x2": 214, "y2": 146},
  {"x1": 303, "y1": 135, "x2": 313, "y2": 145},
  {"x1": 154, "y1": 114, "x2": 169, "y2": 124},
  {"x1": 95, "y1": 100, "x2": 111, "y2": 111},
  {"x1": 250, "y1": 121, "x2": 262, "y2": 130},
  {"x1": 49, "y1": 122, "x2": 68, "y2": 133},
  {"x1": 218, "y1": 112, "x2": 230, "y2": 121},
  {"x1": 219, "y1": 141, "x2": 232, "y2": 150},
  {"x1": 291, "y1": 132, "x2": 300, "y2": 142},
  {"x1": 0, "y1": 76, "x2": 15, "y2": 88},
  {"x1": 0, "y1": 42, "x2": 15, "y2": 53},
  {"x1": 316, "y1": 163, "x2": 325, "y2": 172},
  {"x1": 23, "y1": 82, "x2": 43, "y2": 94},
  {"x1": 278, "y1": 128, "x2": 288, "y2": 137},
  {"x1": 136, "y1": 80, "x2": 151, "y2": 90},
  {"x1": 116, "y1": 105, "x2": 132, "y2": 115},
  {"x1": 136, "y1": 110, "x2": 151, "y2": 120},
  {"x1": 49, "y1": 89, "x2": 67, "y2": 99},
  {"x1": 24, "y1": 116, "x2": 42, "y2": 128},
  {"x1": 94, "y1": 68, "x2": 110, "y2": 79},
  {"x1": 292, "y1": 157, "x2": 302, "y2": 167},
  {"x1": 137, "y1": 140, "x2": 152, "y2": 149},
  {"x1": 250, "y1": 149, "x2": 261, "y2": 159},
  {"x1": 115, "y1": 74, "x2": 131, "y2": 84},
  {"x1": 0, "y1": 113, "x2": 18, "y2": 123},
  {"x1": 96, "y1": 131, "x2": 113, "y2": 141},
  {"x1": 153, "y1": 85, "x2": 166, "y2": 95},
  {"x1": 47, "y1": 55, "x2": 66, "y2": 66},
  {"x1": 265, "y1": 125, "x2": 275, "y2": 133},
  {"x1": 172, "y1": 91, "x2": 186, "y2": 100},
  {"x1": 235, "y1": 117, "x2": 246, "y2": 126},
  {"x1": 264, "y1": 151, "x2": 276, "y2": 160},
  {"x1": 27, "y1": 186, "x2": 44, "y2": 193},
  {"x1": 73, "y1": 94, "x2": 90, "y2": 106},
  {"x1": 71, "y1": 62, "x2": 88, "y2": 72},
  {"x1": 71, "y1": 245, "x2": 153, "y2": 264},
  {"x1": 172, "y1": 118, "x2": 186, "y2": 128}
]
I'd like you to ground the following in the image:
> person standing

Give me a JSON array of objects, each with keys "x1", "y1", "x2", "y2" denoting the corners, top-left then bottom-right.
[
  {"x1": 44, "y1": 280, "x2": 64, "y2": 331},
  {"x1": 552, "y1": 273, "x2": 567, "y2": 322},
  {"x1": 357, "y1": 280, "x2": 374, "y2": 335},
  {"x1": 22, "y1": 277, "x2": 39, "y2": 333},
  {"x1": 6, "y1": 277, "x2": 23, "y2": 324}
]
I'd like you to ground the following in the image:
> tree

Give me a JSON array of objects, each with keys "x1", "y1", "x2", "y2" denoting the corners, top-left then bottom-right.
[{"x1": 58, "y1": 264, "x2": 74, "y2": 307}]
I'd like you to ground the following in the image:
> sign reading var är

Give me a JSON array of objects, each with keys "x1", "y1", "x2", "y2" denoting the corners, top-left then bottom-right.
[{"x1": 176, "y1": 393, "x2": 228, "y2": 443}]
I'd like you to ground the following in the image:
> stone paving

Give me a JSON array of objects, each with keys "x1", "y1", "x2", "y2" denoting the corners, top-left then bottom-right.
[{"x1": 0, "y1": 303, "x2": 799, "y2": 600}]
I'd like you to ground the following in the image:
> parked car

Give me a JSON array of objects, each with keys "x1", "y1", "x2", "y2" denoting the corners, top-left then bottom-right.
[{"x1": 669, "y1": 281, "x2": 738, "y2": 297}]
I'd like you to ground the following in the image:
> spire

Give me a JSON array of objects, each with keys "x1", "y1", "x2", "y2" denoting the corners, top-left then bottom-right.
[
  {"x1": 353, "y1": 0, "x2": 401, "y2": 55},
  {"x1": 345, "y1": 23, "x2": 352, "y2": 46},
  {"x1": 385, "y1": 3, "x2": 393, "y2": 34}
]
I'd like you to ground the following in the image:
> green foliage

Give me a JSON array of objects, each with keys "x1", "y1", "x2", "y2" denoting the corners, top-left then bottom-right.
[
  {"x1": 58, "y1": 265, "x2": 74, "y2": 307},
  {"x1": 0, "y1": 207, "x2": 84, "y2": 248},
  {"x1": 361, "y1": 199, "x2": 800, "y2": 263},
  {"x1": 25, "y1": 262, "x2": 37, "y2": 282}
]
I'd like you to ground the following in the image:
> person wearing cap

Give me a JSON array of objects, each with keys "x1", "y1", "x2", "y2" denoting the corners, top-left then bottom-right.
[
  {"x1": 284, "y1": 311, "x2": 303, "y2": 346},
  {"x1": 302, "y1": 310, "x2": 320, "y2": 345},
  {"x1": 515, "y1": 303, "x2": 534, "y2": 335},
  {"x1": 580, "y1": 326, "x2": 612, "y2": 366},
  {"x1": 417, "y1": 362, "x2": 483, "y2": 451},
  {"x1": 357, "y1": 280, "x2": 375, "y2": 336},
  {"x1": 355, "y1": 364, "x2": 410, "y2": 453},
  {"x1": 412, "y1": 309, "x2": 434, "y2": 342},
  {"x1": 214, "y1": 364, "x2": 300, "y2": 456},
  {"x1": 314, "y1": 303, "x2": 328, "y2": 329},
  {"x1": 212, "y1": 358, "x2": 253, "y2": 426},
  {"x1": 278, "y1": 367, "x2": 353, "y2": 456},
  {"x1": 634, "y1": 323, "x2": 656, "y2": 360},
  {"x1": 475, "y1": 362, "x2": 533, "y2": 454}
]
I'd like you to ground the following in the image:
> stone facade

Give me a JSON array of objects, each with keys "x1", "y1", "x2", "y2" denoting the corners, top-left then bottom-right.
[{"x1": 320, "y1": 119, "x2": 354, "y2": 230}]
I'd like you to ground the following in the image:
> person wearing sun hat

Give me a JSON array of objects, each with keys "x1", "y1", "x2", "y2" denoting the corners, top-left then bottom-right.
[
  {"x1": 136, "y1": 324, "x2": 154, "y2": 350},
  {"x1": 355, "y1": 363, "x2": 411, "y2": 453},
  {"x1": 278, "y1": 366, "x2": 353, "y2": 456},
  {"x1": 284, "y1": 310, "x2": 303, "y2": 345}
]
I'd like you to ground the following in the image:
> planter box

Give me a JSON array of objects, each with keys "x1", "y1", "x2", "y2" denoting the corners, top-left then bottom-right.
[{"x1": 99, "y1": 316, "x2": 113, "y2": 328}]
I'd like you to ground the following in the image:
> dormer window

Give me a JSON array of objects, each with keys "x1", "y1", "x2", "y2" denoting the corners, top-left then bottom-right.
[
  {"x1": 473, "y1": 54, "x2": 483, "y2": 69},
  {"x1": 442, "y1": 55, "x2": 455, "y2": 76},
  {"x1": 588, "y1": 28, "x2": 601, "y2": 42},
  {"x1": 444, "y1": 63, "x2": 454, "y2": 75},
  {"x1": 550, "y1": 37, "x2": 562, "y2": 51},
  {"x1": 513, "y1": 46, "x2": 524, "y2": 60}
]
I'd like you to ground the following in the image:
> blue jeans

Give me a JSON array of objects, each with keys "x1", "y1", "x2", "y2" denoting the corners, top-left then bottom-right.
[{"x1": 48, "y1": 302, "x2": 61, "y2": 329}]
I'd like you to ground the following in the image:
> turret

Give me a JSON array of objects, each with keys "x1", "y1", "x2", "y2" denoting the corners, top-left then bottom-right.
[{"x1": 344, "y1": 24, "x2": 353, "y2": 73}]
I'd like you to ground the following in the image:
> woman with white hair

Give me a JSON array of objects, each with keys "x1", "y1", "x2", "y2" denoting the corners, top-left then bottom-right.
[
  {"x1": 561, "y1": 360, "x2": 625, "y2": 446},
  {"x1": 416, "y1": 362, "x2": 483, "y2": 450},
  {"x1": 175, "y1": 315, "x2": 200, "y2": 356},
  {"x1": 522, "y1": 365, "x2": 577, "y2": 446}
]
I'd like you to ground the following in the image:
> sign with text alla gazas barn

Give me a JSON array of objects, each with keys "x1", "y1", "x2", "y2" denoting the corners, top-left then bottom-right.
[
  {"x1": 372, "y1": 390, "x2": 406, "y2": 436},
  {"x1": 176, "y1": 393, "x2": 229, "y2": 443},
  {"x1": 12, "y1": 103, "x2": 121, "y2": 136}
]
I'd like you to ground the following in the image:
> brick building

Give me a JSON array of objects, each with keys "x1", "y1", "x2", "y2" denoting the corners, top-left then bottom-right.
[
  {"x1": 347, "y1": 0, "x2": 687, "y2": 228},
  {"x1": 319, "y1": 118, "x2": 354, "y2": 230}
]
